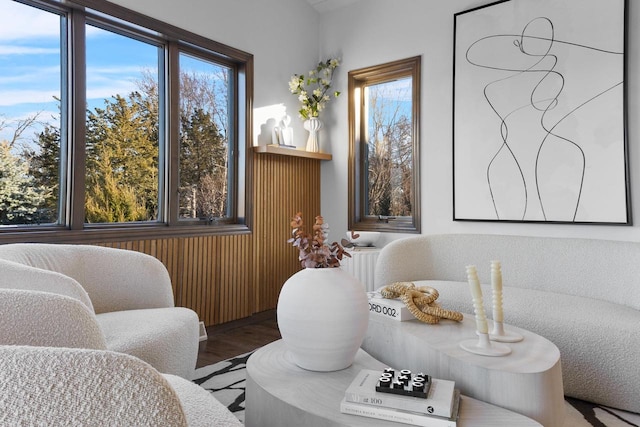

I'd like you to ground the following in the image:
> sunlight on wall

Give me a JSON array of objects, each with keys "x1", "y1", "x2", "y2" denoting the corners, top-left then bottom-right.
[{"x1": 253, "y1": 103, "x2": 289, "y2": 146}]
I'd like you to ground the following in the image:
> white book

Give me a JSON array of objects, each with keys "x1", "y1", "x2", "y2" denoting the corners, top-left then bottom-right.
[
  {"x1": 368, "y1": 291, "x2": 414, "y2": 321},
  {"x1": 344, "y1": 369, "x2": 456, "y2": 418},
  {"x1": 340, "y1": 390, "x2": 461, "y2": 427}
]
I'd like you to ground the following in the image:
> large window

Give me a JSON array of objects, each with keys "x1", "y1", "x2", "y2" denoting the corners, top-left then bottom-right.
[
  {"x1": 0, "y1": 0, "x2": 252, "y2": 242},
  {"x1": 348, "y1": 56, "x2": 421, "y2": 233}
]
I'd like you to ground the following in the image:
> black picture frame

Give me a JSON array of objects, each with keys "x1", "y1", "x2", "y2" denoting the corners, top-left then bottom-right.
[{"x1": 453, "y1": 0, "x2": 629, "y2": 224}]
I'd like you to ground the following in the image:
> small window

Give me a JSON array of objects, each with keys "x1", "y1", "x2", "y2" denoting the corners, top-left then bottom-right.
[{"x1": 348, "y1": 56, "x2": 421, "y2": 233}]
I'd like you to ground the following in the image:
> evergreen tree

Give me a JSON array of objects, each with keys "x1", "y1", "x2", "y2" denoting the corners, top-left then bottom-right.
[
  {"x1": 0, "y1": 142, "x2": 48, "y2": 225},
  {"x1": 26, "y1": 124, "x2": 60, "y2": 223},
  {"x1": 85, "y1": 92, "x2": 158, "y2": 222},
  {"x1": 22, "y1": 71, "x2": 228, "y2": 224}
]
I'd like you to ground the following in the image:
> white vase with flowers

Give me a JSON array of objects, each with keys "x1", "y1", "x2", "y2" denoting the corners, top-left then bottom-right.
[{"x1": 288, "y1": 59, "x2": 340, "y2": 153}]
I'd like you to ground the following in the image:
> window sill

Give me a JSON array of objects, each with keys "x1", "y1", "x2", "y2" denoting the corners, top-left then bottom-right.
[{"x1": 0, "y1": 223, "x2": 251, "y2": 244}]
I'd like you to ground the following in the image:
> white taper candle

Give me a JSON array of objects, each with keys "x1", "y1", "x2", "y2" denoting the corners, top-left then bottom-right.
[
  {"x1": 466, "y1": 265, "x2": 488, "y2": 334},
  {"x1": 491, "y1": 260, "x2": 504, "y2": 323}
]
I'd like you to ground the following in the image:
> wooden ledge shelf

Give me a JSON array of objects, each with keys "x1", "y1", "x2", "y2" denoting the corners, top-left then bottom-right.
[{"x1": 253, "y1": 145, "x2": 332, "y2": 161}]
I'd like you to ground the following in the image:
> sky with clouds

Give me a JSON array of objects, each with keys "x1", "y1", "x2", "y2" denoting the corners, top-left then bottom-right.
[{"x1": 0, "y1": 0, "x2": 155, "y2": 145}]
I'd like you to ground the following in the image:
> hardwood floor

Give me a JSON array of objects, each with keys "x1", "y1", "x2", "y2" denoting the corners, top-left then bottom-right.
[{"x1": 196, "y1": 309, "x2": 281, "y2": 368}]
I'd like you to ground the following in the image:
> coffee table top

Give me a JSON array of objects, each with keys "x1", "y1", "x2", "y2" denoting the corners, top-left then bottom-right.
[
  {"x1": 366, "y1": 313, "x2": 560, "y2": 373},
  {"x1": 364, "y1": 314, "x2": 564, "y2": 427},
  {"x1": 245, "y1": 339, "x2": 541, "y2": 427}
]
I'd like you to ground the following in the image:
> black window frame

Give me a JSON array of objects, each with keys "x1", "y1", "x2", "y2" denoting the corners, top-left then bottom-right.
[{"x1": 0, "y1": 0, "x2": 253, "y2": 243}]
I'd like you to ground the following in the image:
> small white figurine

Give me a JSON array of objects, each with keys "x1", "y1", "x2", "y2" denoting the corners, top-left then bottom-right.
[{"x1": 279, "y1": 115, "x2": 294, "y2": 147}]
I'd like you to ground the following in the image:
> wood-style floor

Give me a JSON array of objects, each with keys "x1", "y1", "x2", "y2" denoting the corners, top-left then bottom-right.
[{"x1": 196, "y1": 309, "x2": 281, "y2": 368}]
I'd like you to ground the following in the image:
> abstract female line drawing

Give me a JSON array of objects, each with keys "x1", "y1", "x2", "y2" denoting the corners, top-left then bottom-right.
[{"x1": 453, "y1": 0, "x2": 629, "y2": 224}]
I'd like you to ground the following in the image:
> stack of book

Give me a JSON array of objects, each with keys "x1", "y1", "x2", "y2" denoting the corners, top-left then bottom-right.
[{"x1": 340, "y1": 369, "x2": 461, "y2": 427}]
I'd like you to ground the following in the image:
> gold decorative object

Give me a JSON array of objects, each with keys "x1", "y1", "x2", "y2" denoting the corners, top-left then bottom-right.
[{"x1": 381, "y1": 282, "x2": 463, "y2": 324}]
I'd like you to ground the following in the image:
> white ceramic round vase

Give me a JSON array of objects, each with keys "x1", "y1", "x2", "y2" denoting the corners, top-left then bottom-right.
[
  {"x1": 276, "y1": 267, "x2": 369, "y2": 372},
  {"x1": 303, "y1": 117, "x2": 322, "y2": 152}
]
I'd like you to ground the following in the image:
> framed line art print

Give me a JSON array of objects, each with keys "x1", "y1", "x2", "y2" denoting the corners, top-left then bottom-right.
[{"x1": 453, "y1": 0, "x2": 629, "y2": 224}]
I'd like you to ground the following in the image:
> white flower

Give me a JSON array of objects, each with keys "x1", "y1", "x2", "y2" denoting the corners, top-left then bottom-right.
[{"x1": 288, "y1": 58, "x2": 341, "y2": 120}]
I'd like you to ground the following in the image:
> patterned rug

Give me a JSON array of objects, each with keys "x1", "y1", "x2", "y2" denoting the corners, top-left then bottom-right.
[{"x1": 193, "y1": 352, "x2": 640, "y2": 426}]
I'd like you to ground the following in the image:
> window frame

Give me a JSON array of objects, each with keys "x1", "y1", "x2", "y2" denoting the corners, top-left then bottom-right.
[
  {"x1": 0, "y1": 0, "x2": 253, "y2": 243},
  {"x1": 347, "y1": 56, "x2": 421, "y2": 233}
]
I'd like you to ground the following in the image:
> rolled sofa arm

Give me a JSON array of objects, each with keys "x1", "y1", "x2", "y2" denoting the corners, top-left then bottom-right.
[
  {"x1": 0, "y1": 258, "x2": 94, "y2": 311},
  {"x1": 0, "y1": 288, "x2": 107, "y2": 349}
]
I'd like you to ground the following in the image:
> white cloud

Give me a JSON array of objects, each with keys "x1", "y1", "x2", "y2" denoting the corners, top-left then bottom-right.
[
  {"x1": 87, "y1": 65, "x2": 151, "y2": 77},
  {"x1": 0, "y1": 89, "x2": 58, "y2": 106},
  {"x1": 0, "y1": 1, "x2": 60, "y2": 41},
  {"x1": 0, "y1": 65, "x2": 60, "y2": 85},
  {"x1": 0, "y1": 45, "x2": 58, "y2": 55},
  {"x1": 86, "y1": 82, "x2": 139, "y2": 101}
]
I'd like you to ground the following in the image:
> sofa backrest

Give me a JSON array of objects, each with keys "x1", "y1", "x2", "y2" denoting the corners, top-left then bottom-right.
[
  {"x1": 375, "y1": 233, "x2": 640, "y2": 311},
  {"x1": 0, "y1": 243, "x2": 174, "y2": 314},
  {"x1": 0, "y1": 345, "x2": 188, "y2": 426}
]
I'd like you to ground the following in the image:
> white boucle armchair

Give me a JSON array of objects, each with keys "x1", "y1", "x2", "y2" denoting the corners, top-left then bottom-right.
[
  {"x1": 0, "y1": 243, "x2": 199, "y2": 379},
  {"x1": 0, "y1": 345, "x2": 242, "y2": 427}
]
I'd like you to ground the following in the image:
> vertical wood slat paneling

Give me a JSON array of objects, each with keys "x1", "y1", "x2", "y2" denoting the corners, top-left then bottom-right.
[
  {"x1": 252, "y1": 153, "x2": 322, "y2": 313},
  {"x1": 92, "y1": 153, "x2": 321, "y2": 326}
]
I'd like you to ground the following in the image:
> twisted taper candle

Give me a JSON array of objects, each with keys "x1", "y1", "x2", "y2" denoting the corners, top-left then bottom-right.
[
  {"x1": 491, "y1": 260, "x2": 503, "y2": 323},
  {"x1": 466, "y1": 265, "x2": 488, "y2": 334}
]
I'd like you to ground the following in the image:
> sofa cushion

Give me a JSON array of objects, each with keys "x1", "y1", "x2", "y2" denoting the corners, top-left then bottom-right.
[
  {"x1": 410, "y1": 279, "x2": 640, "y2": 411},
  {"x1": 97, "y1": 307, "x2": 199, "y2": 379}
]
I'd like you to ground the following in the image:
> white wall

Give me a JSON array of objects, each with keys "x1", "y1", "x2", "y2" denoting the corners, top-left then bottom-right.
[
  {"x1": 109, "y1": 0, "x2": 321, "y2": 149},
  {"x1": 319, "y1": 0, "x2": 640, "y2": 245}
]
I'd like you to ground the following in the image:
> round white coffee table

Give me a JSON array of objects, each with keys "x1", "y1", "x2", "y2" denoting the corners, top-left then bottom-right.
[
  {"x1": 363, "y1": 314, "x2": 564, "y2": 427},
  {"x1": 246, "y1": 339, "x2": 542, "y2": 427}
]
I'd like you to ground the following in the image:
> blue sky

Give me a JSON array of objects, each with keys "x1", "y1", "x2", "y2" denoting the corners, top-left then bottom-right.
[{"x1": 0, "y1": 0, "x2": 158, "y2": 145}]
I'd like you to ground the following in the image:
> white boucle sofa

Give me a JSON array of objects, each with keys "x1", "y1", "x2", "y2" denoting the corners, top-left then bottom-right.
[
  {"x1": 374, "y1": 233, "x2": 640, "y2": 413},
  {"x1": 0, "y1": 243, "x2": 199, "y2": 380}
]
